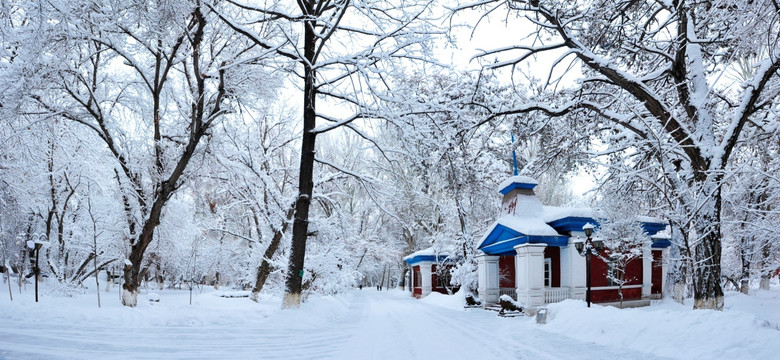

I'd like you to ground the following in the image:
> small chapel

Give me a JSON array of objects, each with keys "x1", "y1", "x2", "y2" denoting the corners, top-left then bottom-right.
[{"x1": 406, "y1": 175, "x2": 671, "y2": 308}]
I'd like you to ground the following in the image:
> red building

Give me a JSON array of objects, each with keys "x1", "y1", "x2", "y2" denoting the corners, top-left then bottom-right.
[{"x1": 404, "y1": 248, "x2": 459, "y2": 298}]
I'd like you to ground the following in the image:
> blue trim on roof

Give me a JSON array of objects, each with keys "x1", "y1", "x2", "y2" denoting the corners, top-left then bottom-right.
[
  {"x1": 479, "y1": 224, "x2": 522, "y2": 252},
  {"x1": 651, "y1": 239, "x2": 672, "y2": 248},
  {"x1": 547, "y1": 216, "x2": 666, "y2": 236},
  {"x1": 641, "y1": 222, "x2": 666, "y2": 236},
  {"x1": 478, "y1": 223, "x2": 569, "y2": 255},
  {"x1": 404, "y1": 254, "x2": 455, "y2": 265},
  {"x1": 499, "y1": 182, "x2": 537, "y2": 195},
  {"x1": 547, "y1": 217, "x2": 600, "y2": 233}
]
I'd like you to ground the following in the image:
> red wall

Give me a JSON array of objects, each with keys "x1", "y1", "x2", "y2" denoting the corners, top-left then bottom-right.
[
  {"x1": 412, "y1": 265, "x2": 421, "y2": 297},
  {"x1": 652, "y1": 250, "x2": 663, "y2": 294},
  {"x1": 544, "y1": 247, "x2": 561, "y2": 288},
  {"x1": 431, "y1": 264, "x2": 459, "y2": 294},
  {"x1": 590, "y1": 251, "x2": 643, "y2": 287},
  {"x1": 588, "y1": 250, "x2": 645, "y2": 303},
  {"x1": 592, "y1": 287, "x2": 642, "y2": 302},
  {"x1": 499, "y1": 248, "x2": 560, "y2": 288},
  {"x1": 499, "y1": 256, "x2": 515, "y2": 288}
]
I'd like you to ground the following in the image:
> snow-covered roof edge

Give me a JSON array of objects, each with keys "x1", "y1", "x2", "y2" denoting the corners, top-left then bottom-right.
[
  {"x1": 403, "y1": 247, "x2": 453, "y2": 262},
  {"x1": 497, "y1": 175, "x2": 538, "y2": 193}
]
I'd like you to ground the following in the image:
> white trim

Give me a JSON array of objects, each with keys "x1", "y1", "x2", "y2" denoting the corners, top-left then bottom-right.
[
  {"x1": 479, "y1": 235, "x2": 525, "y2": 251},
  {"x1": 592, "y1": 284, "x2": 643, "y2": 290},
  {"x1": 544, "y1": 258, "x2": 552, "y2": 288}
]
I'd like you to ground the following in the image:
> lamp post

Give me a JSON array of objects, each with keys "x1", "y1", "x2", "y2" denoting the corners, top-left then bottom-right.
[
  {"x1": 26, "y1": 234, "x2": 48, "y2": 303},
  {"x1": 575, "y1": 223, "x2": 603, "y2": 308}
]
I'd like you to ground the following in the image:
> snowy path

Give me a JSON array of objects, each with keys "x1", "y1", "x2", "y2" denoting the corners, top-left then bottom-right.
[{"x1": 0, "y1": 289, "x2": 668, "y2": 359}]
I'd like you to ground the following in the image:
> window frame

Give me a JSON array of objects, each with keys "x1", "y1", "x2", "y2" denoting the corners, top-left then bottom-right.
[{"x1": 544, "y1": 258, "x2": 551, "y2": 288}]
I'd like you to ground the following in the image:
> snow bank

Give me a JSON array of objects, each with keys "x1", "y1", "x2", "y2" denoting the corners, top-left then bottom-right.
[
  {"x1": 2, "y1": 282, "x2": 779, "y2": 359},
  {"x1": 419, "y1": 289, "x2": 465, "y2": 311},
  {"x1": 543, "y1": 292, "x2": 780, "y2": 359}
]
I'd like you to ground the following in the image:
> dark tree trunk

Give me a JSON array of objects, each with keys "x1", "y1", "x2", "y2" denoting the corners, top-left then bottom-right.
[
  {"x1": 251, "y1": 208, "x2": 294, "y2": 301},
  {"x1": 399, "y1": 265, "x2": 408, "y2": 290},
  {"x1": 283, "y1": 12, "x2": 318, "y2": 308},
  {"x1": 692, "y1": 189, "x2": 724, "y2": 310}
]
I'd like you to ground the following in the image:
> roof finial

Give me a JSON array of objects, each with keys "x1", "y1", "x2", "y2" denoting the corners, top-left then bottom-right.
[{"x1": 511, "y1": 133, "x2": 518, "y2": 176}]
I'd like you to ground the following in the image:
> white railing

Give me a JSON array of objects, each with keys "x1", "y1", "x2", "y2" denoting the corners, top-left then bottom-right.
[
  {"x1": 544, "y1": 288, "x2": 571, "y2": 303},
  {"x1": 499, "y1": 288, "x2": 516, "y2": 300}
]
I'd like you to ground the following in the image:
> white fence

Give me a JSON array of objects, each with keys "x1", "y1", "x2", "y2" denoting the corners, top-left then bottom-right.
[
  {"x1": 496, "y1": 288, "x2": 572, "y2": 303},
  {"x1": 544, "y1": 288, "x2": 571, "y2": 303},
  {"x1": 499, "y1": 288, "x2": 516, "y2": 300}
]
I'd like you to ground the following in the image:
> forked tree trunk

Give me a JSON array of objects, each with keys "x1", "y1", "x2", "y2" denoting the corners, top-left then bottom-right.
[{"x1": 251, "y1": 208, "x2": 294, "y2": 302}]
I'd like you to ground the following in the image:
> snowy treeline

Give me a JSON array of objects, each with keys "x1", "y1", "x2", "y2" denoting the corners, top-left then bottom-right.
[{"x1": 0, "y1": 0, "x2": 778, "y2": 309}]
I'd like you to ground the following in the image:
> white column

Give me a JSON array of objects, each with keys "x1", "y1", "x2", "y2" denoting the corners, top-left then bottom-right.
[
  {"x1": 514, "y1": 243, "x2": 547, "y2": 308},
  {"x1": 477, "y1": 254, "x2": 500, "y2": 304},
  {"x1": 419, "y1": 261, "x2": 433, "y2": 296},
  {"x1": 561, "y1": 237, "x2": 586, "y2": 300},
  {"x1": 642, "y1": 246, "x2": 652, "y2": 298}
]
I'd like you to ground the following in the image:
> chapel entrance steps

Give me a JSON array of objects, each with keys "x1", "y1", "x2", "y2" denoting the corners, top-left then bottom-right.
[{"x1": 484, "y1": 303, "x2": 503, "y2": 312}]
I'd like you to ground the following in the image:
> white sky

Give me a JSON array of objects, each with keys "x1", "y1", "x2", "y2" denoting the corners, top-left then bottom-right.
[{"x1": 278, "y1": 6, "x2": 596, "y2": 198}]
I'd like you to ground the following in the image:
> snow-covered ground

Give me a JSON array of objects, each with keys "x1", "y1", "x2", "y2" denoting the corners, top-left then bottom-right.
[{"x1": 0, "y1": 283, "x2": 778, "y2": 359}]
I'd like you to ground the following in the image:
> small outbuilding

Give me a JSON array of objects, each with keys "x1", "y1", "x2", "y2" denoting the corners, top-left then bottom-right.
[{"x1": 403, "y1": 248, "x2": 459, "y2": 298}]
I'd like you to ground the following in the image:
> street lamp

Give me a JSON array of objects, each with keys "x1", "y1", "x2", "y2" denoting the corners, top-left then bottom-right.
[
  {"x1": 26, "y1": 234, "x2": 48, "y2": 303},
  {"x1": 575, "y1": 223, "x2": 603, "y2": 307}
]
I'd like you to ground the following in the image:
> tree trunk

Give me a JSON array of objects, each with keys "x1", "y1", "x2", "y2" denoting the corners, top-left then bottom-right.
[
  {"x1": 251, "y1": 208, "x2": 294, "y2": 302},
  {"x1": 692, "y1": 191, "x2": 724, "y2": 310},
  {"x1": 666, "y1": 233, "x2": 688, "y2": 304},
  {"x1": 283, "y1": 13, "x2": 317, "y2": 309},
  {"x1": 399, "y1": 265, "x2": 408, "y2": 290},
  {"x1": 739, "y1": 239, "x2": 750, "y2": 295},
  {"x1": 760, "y1": 243, "x2": 772, "y2": 290}
]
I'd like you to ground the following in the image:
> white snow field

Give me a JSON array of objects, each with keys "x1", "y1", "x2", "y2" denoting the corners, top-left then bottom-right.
[{"x1": 0, "y1": 284, "x2": 778, "y2": 359}]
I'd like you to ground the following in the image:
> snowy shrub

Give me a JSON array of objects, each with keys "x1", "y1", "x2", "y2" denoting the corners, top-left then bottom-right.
[{"x1": 450, "y1": 258, "x2": 478, "y2": 293}]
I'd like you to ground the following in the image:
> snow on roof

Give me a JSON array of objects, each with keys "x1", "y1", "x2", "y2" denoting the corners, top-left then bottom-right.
[
  {"x1": 494, "y1": 214, "x2": 560, "y2": 236},
  {"x1": 497, "y1": 175, "x2": 538, "y2": 192},
  {"x1": 651, "y1": 229, "x2": 672, "y2": 239},
  {"x1": 542, "y1": 206, "x2": 665, "y2": 225},
  {"x1": 403, "y1": 247, "x2": 450, "y2": 261},
  {"x1": 542, "y1": 206, "x2": 596, "y2": 223},
  {"x1": 636, "y1": 215, "x2": 665, "y2": 224}
]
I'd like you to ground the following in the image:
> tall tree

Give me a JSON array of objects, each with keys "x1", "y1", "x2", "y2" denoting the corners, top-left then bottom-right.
[{"x1": 217, "y1": 0, "x2": 437, "y2": 307}]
